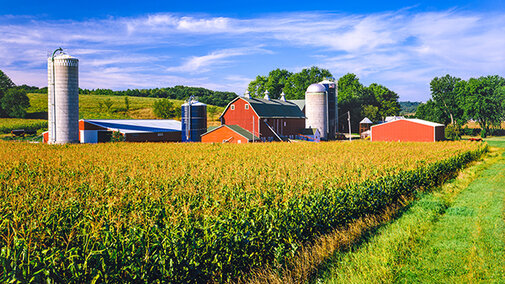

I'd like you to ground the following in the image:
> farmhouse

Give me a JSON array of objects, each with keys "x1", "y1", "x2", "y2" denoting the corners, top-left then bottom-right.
[
  {"x1": 371, "y1": 118, "x2": 445, "y2": 142},
  {"x1": 79, "y1": 119, "x2": 181, "y2": 143},
  {"x1": 216, "y1": 94, "x2": 306, "y2": 142}
]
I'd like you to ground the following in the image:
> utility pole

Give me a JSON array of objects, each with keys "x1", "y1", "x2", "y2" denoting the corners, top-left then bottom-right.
[{"x1": 348, "y1": 111, "x2": 351, "y2": 142}]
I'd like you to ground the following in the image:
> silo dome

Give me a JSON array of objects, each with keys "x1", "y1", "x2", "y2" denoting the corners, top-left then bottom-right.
[{"x1": 306, "y1": 83, "x2": 326, "y2": 94}]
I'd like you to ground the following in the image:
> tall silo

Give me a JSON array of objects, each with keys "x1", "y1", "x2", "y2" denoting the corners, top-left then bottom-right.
[
  {"x1": 47, "y1": 49, "x2": 79, "y2": 144},
  {"x1": 319, "y1": 79, "x2": 337, "y2": 140},
  {"x1": 181, "y1": 98, "x2": 207, "y2": 142},
  {"x1": 305, "y1": 83, "x2": 328, "y2": 140}
]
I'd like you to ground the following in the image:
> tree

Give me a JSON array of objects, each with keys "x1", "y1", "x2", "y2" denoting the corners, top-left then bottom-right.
[
  {"x1": 1, "y1": 88, "x2": 30, "y2": 118},
  {"x1": 284, "y1": 67, "x2": 332, "y2": 99},
  {"x1": 0, "y1": 70, "x2": 15, "y2": 91},
  {"x1": 247, "y1": 69, "x2": 292, "y2": 99},
  {"x1": 362, "y1": 105, "x2": 379, "y2": 121},
  {"x1": 367, "y1": 83, "x2": 400, "y2": 119},
  {"x1": 153, "y1": 99, "x2": 178, "y2": 119},
  {"x1": 430, "y1": 75, "x2": 464, "y2": 125},
  {"x1": 460, "y1": 75, "x2": 505, "y2": 137},
  {"x1": 415, "y1": 99, "x2": 445, "y2": 123},
  {"x1": 247, "y1": 75, "x2": 267, "y2": 97},
  {"x1": 337, "y1": 73, "x2": 368, "y2": 132}
]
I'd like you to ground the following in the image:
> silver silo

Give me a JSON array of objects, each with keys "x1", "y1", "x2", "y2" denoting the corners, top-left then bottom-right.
[
  {"x1": 305, "y1": 83, "x2": 328, "y2": 140},
  {"x1": 47, "y1": 49, "x2": 79, "y2": 144},
  {"x1": 181, "y1": 97, "x2": 207, "y2": 142},
  {"x1": 319, "y1": 79, "x2": 337, "y2": 140}
]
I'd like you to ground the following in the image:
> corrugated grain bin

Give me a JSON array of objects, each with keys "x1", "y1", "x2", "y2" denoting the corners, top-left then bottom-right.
[{"x1": 181, "y1": 100, "x2": 207, "y2": 142}]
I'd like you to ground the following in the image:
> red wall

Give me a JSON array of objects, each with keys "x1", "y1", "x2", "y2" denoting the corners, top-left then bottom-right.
[
  {"x1": 371, "y1": 120, "x2": 437, "y2": 142},
  {"x1": 221, "y1": 98, "x2": 305, "y2": 140},
  {"x1": 201, "y1": 126, "x2": 249, "y2": 143}
]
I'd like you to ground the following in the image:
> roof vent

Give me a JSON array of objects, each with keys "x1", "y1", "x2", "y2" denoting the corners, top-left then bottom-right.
[
  {"x1": 280, "y1": 91, "x2": 286, "y2": 102},
  {"x1": 264, "y1": 90, "x2": 270, "y2": 100},
  {"x1": 244, "y1": 90, "x2": 251, "y2": 99}
]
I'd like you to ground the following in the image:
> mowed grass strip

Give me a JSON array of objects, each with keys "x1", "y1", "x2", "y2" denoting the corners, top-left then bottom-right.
[
  {"x1": 398, "y1": 146, "x2": 505, "y2": 282},
  {"x1": 313, "y1": 143, "x2": 503, "y2": 284}
]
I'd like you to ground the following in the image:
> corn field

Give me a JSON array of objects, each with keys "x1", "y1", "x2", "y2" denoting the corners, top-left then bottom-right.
[{"x1": 0, "y1": 141, "x2": 486, "y2": 282}]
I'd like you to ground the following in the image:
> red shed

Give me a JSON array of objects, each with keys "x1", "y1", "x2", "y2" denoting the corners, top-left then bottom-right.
[
  {"x1": 220, "y1": 97, "x2": 305, "y2": 141},
  {"x1": 201, "y1": 125, "x2": 259, "y2": 143},
  {"x1": 371, "y1": 118, "x2": 445, "y2": 142}
]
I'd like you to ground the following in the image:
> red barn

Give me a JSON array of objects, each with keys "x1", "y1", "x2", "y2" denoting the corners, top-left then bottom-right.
[
  {"x1": 201, "y1": 125, "x2": 259, "y2": 143},
  {"x1": 219, "y1": 97, "x2": 305, "y2": 142},
  {"x1": 371, "y1": 118, "x2": 445, "y2": 142}
]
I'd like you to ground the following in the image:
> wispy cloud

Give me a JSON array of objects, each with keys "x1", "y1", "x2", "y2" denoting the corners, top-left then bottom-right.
[{"x1": 0, "y1": 10, "x2": 504, "y2": 100}]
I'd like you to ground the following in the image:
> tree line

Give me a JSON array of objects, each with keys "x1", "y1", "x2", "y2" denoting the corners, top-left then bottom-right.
[
  {"x1": 247, "y1": 67, "x2": 401, "y2": 132},
  {"x1": 27, "y1": 85, "x2": 237, "y2": 107},
  {"x1": 416, "y1": 74, "x2": 505, "y2": 138}
]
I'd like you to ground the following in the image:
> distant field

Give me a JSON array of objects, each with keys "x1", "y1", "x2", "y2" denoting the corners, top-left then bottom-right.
[
  {"x1": 26, "y1": 93, "x2": 224, "y2": 121},
  {"x1": 0, "y1": 141, "x2": 485, "y2": 283},
  {"x1": 0, "y1": 118, "x2": 47, "y2": 134}
]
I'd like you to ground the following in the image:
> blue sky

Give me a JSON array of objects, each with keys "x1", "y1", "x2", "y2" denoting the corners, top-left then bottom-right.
[{"x1": 1, "y1": 0, "x2": 505, "y2": 101}]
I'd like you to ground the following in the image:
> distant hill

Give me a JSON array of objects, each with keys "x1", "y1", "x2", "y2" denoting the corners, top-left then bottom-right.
[
  {"x1": 25, "y1": 85, "x2": 237, "y2": 107},
  {"x1": 26, "y1": 93, "x2": 224, "y2": 122},
  {"x1": 399, "y1": 101, "x2": 421, "y2": 115}
]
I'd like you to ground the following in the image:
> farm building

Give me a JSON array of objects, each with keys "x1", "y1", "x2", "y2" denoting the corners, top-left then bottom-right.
[
  {"x1": 371, "y1": 118, "x2": 445, "y2": 142},
  {"x1": 219, "y1": 93, "x2": 306, "y2": 142},
  {"x1": 79, "y1": 119, "x2": 181, "y2": 143},
  {"x1": 201, "y1": 125, "x2": 259, "y2": 143}
]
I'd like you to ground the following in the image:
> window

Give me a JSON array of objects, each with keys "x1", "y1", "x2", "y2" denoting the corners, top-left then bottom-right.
[
  {"x1": 157, "y1": 133, "x2": 164, "y2": 137},
  {"x1": 284, "y1": 121, "x2": 286, "y2": 126},
  {"x1": 231, "y1": 105, "x2": 235, "y2": 110},
  {"x1": 245, "y1": 104, "x2": 249, "y2": 110}
]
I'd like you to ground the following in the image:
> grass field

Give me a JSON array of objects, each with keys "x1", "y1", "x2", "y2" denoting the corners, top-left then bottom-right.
[
  {"x1": 0, "y1": 140, "x2": 485, "y2": 282},
  {"x1": 0, "y1": 118, "x2": 47, "y2": 134},
  {"x1": 314, "y1": 139, "x2": 504, "y2": 283},
  {"x1": 25, "y1": 93, "x2": 224, "y2": 121}
]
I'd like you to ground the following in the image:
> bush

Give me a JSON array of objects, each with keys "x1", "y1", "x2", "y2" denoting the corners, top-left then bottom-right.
[
  {"x1": 445, "y1": 124, "x2": 461, "y2": 140},
  {"x1": 153, "y1": 98, "x2": 178, "y2": 119},
  {"x1": 110, "y1": 131, "x2": 125, "y2": 142}
]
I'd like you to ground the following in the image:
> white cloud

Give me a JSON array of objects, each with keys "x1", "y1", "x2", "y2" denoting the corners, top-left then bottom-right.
[{"x1": 0, "y1": 10, "x2": 504, "y2": 99}]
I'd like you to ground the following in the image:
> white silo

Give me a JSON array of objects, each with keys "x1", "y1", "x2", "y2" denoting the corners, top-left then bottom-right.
[
  {"x1": 305, "y1": 83, "x2": 328, "y2": 140},
  {"x1": 47, "y1": 49, "x2": 79, "y2": 144}
]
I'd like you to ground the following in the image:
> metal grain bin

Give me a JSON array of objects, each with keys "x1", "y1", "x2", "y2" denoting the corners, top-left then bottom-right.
[{"x1": 181, "y1": 100, "x2": 207, "y2": 142}]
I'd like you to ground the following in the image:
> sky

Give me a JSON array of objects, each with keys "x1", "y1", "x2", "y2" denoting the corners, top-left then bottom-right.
[{"x1": 1, "y1": 0, "x2": 505, "y2": 101}]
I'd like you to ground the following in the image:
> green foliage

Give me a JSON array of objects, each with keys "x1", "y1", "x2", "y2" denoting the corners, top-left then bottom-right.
[
  {"x1": 337, "y1": 74, "x2": 400, "y2": 132},
  {"x1": 445, "y1": 124, "x2": 461, "y2": 141},
  {"x1": 1, "y1": 88, "x2": 30, "y2": 118},
  {"x1": 0, "y1": 70, "x2": 15, "y2": 91},
  {"x1": 399, "y1": 101, "x2": 421, "y2": 115},
  {"x1": 461, "y1": 75, "x2": 505, "y2": 137},
  {"x1": 110, "y1": 131, "x2": 125, "y2": 142},
  {"x1": 153, "y1": 98, "x2": 178, "y2": 119},
  {"x1": 362, "y1": 105, "x2": 379, "y2": 122},
  {"x1": 284, "y1": 67, "x2": 333, "y2": 99},
  {"x1": 248, "y1": 69, "x2": 293, "y2": 99},
  {"x1": 430, "y1": 75, "x2": 464, "y2": 125}
]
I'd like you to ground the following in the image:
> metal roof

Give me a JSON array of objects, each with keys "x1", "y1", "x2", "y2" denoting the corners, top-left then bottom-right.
[
  {"x1": 202, "y1": 125, "x2": 259, "y2": 141},
  {"x1": 288, "y1": 99, "x2": 305, "y2": 111},
  {"x1": 82, "y1": 119, "x2": 181, "y2": 134},
  {"x1": 306, "y1": 83, "x2": 326, "y2": 93},
  {"x1": 240, "y1": 97, "x2": 305, "y2": 118},
  {"x1": 372, "y1": 118, "x2": 444, "y2": 128},
  {"x1": 360, "y1": 117, "x2": 373, "y2": 124}
]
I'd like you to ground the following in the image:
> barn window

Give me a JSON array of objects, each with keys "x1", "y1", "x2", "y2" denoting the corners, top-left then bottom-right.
[
  {"x1": 231, "y1": 105, "x2": 235, "y2": 110},
  {"x1": 158, "y1": 133, "x2": 164, "y2": 137},
  {"x1": 284, "y1": 121, "x2": 286, "y2": 126},
  {"x1": 245, "y1": 104, "x2": 249, "y2": 110}
]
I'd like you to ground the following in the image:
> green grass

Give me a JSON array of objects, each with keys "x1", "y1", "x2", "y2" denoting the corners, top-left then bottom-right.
[
  {"x1": 314, "y1": 139, "x2": 505, "y2": 283},
  {"x1": 0, "y1": 118, "x2": 48, "y2": 134},
  {"x1": 24, "y1": 93, "x2": 224, "y2": 121}
]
